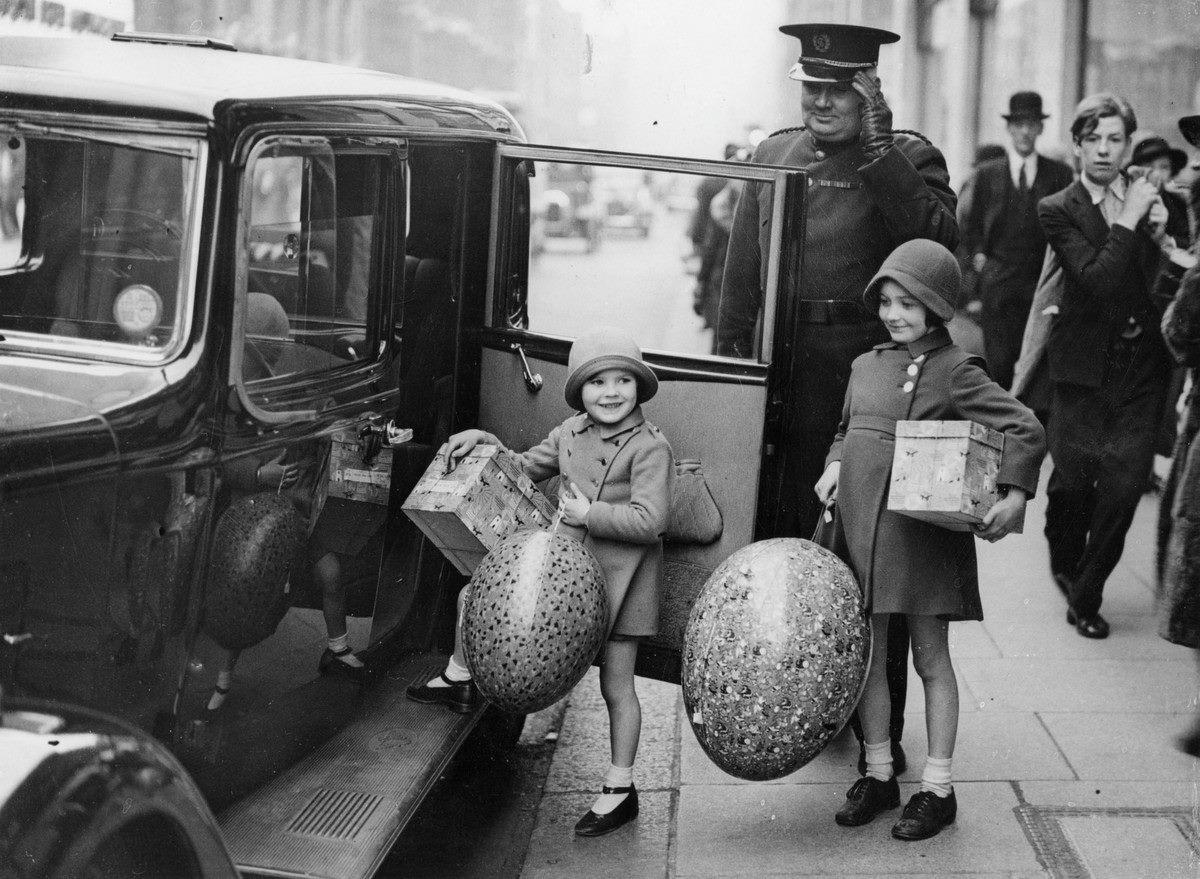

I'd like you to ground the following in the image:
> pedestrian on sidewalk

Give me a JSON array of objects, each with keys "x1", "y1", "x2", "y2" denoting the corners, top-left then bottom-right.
[
  {"x1": 1038, "y1": 93, "x2": 1173, "y2": 639},
  {"x1": 815, "y1": 239, "x2": 1045, "y2": 840},
  {"x1": 959, "y1": 91, "x2": 1074, "y2": 391},
  {"x1": 405, "y1": 326, "x2": 673, "y2": 838},
  {"x1": 717, "y1": 20, "x2": 960, "y2": 778}
]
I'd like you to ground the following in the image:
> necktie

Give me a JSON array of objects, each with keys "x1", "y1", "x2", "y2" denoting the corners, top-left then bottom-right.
[{"x1": 1017, "y1": 163, "x2": 1028, "y2": 193}]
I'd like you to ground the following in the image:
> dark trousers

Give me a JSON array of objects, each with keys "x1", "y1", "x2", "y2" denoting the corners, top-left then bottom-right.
[
  {"x1": 1045, "y1": 337, "x2": 1169, "y2": 616},
  {"x1": 849, "y1": 613, "x2": 909, "y2": 745},
  {"x1": 979, "y1": 258, "x2": 1040, "y2": 391}
]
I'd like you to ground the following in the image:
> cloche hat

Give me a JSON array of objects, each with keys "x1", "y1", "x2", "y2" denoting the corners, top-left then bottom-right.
[
  {"x1": 862, "y1": 239, "x2": 960, "y2": 322},
  {"x1": 564, "y1": 326, "x2": 659, "y2": 412}
]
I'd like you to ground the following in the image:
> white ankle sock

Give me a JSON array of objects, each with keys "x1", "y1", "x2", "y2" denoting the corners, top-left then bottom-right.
[
  {"x1": 591, "y1": 764, "x2": 633, "y2": 815},
  {"x1": 920, "y1": 755, "x2": 953, "y2": 797},
  {"x1": 864, "y1": 739, "x2": 894, "y2": 782},
  {"x1": 327, "y1": 633, "x2": 364, "y2": 668},
  {"x1": 207, "y1": 668, "x2": 233, "y2": 711},
  {"x1": 429, "y1": 655, "x2": 471, "y2": 687}
]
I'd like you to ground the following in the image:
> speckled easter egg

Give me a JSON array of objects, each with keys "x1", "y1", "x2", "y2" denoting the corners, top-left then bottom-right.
[
  {"x1": 682, "y1": 538, "x2": 869, "y2": 781},
  {"x1": 462, "y1": 529, "x2": 609, "y2": 714}
]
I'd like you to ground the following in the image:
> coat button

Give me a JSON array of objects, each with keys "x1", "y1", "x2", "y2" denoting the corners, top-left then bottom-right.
[
  {"x1": 599, "y1": 458, "x2": 607, "y2": 466},
  {"x1": 815, "y1": 150, "x2": 826, "y2": 159},
  {"x1": 907, "y1": 363, "x2": 919, "y2": 376},
  {"x1": 902, "y1": 381, "x2": 915, "y2": 393},
  {"x1": 914, "y1": 354, "x2": 927, "y2": 364}
]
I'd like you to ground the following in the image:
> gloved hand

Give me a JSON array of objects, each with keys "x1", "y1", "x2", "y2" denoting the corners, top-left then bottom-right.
[{"x1": 853, "y1": 70, "x2": 893, "y2": 161}]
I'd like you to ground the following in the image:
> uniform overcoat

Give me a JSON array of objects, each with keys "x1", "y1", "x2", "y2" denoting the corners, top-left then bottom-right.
[
  {"x1": 826, "y1": 327, "x2": 1045, "y2": 620},
  {"x1": 515, "y1": 408, "x2": 674, "y2": 638}
]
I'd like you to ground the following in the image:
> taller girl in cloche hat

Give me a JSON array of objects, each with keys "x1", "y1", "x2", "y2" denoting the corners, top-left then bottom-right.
[
  {"x1": 406, "y1": 325, "x2": 673, "y2": 838},
  {"x1": 815, "y1": 239, "x2": 1045, "y2": 840}
]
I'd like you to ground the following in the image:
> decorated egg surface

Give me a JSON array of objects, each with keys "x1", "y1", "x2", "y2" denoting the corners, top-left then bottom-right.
[
  {"x1": 462, "y1": 529, "x2": 609, "y2": 714},
  {"x1": 682, "y1": 537, "x2": 869, "y2": 781}
]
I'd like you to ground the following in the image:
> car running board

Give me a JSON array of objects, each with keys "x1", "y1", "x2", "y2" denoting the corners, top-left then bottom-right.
[{"x1": 217, "y1": 651, "x2": 483, "y2": 879}]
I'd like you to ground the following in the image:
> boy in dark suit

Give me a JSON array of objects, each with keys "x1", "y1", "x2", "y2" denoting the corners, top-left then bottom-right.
[
  {"x1": 1038, "y1": 93, "x2": 1172, "y2": 638},
  {"x1": 960, "y1": 91, "x2": 1074, "y2": 389}
]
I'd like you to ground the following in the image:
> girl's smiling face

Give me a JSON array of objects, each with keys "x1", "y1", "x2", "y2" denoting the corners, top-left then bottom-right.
[
  {"x1": 581, "y1": 367, "x2": 638, "y2": 425},
  {"x1": 877, "y1": 279, "x2": 931, "y2": 344}
]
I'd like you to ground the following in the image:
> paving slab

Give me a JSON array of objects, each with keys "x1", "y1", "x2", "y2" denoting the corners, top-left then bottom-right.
[
  {"x1": 1058, "y1": 815, "x2": 1198, "y2": 879},
  {"x1": 520, "y1": 790, "x2": 672, "y2": 879},
  {"x1": 983, "y1": 613, "x2": 1179, "y2": 660},
  {"x1": 674, "y1": 781, "x2": 1039, "y2": 876},
  {"x1": 1017, "y1": 779, "x2": 1200, "y2": 808},
  {"x1": 1038, "y1": 712, "x2": 1200, "y2": 781}
]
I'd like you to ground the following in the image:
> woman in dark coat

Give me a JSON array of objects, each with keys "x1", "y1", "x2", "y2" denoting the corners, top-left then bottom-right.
[
  {"x1": 1157, "y1": 261, "x2": 1200, "y2": 756},
  {"x1": 816, "y1": 239, "x2": 1045, "y2": 841}
]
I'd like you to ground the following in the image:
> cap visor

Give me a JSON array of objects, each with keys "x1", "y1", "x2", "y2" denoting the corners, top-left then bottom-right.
[{"x1": 787, "y1": 62, "x2": 850, "y2": 83}]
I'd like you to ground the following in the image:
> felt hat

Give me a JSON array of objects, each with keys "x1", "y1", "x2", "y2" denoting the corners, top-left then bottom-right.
[
  {"x1": 1003, "y1": 91, "x2": 1049, "y2": 121},
  {"x1": 1131, "y1": 135, "x2": 1187, "y2": 176},
  {"x1": 779, "y1": 23, "x2": 899, "y2": 83},
  {"x1": 862, "y1": 239, "x2": 960, "y2": 322},
  {"x1": 564, "y1": 326, "x2": 658, "y2": 411},
  {"x1": 1180, "y1": 115, "x2": 1200, "y2": 148}
]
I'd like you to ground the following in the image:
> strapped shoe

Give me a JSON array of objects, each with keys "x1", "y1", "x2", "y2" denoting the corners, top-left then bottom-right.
[
  {"x1": 318, "y1": 645, "x2": 368, "y2": 682},
  {"x1": 835, "y1": 775, "x2": 900, "y2": 827},
  {"x1": 856, "y1": 741, "x2": 907, "y2": 777},
  {"x1": 891, "y1": 789, "x2": 957, "y2": 840},
  {"x1": 1066, "y1": 608, "x2": 1109, "y2": 639},
  {"x1": 574, "y1": 785, "x2": 639, "y2": 837},
  {"x1": 405, "y1": 672, "x2": 475, "y2": 713}
]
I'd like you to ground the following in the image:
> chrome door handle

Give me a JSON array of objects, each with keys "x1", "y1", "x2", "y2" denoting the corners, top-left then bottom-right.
[{"x1": 510, "y1": 342, "x2": 543, "y2": 393}]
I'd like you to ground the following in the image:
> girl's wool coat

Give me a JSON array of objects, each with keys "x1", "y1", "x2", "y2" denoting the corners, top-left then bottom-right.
[
  {"x1": 517, "y1": 408, "x2": 673, "y2": 637},
  {"x1": 826, "y1": 326, "x2": 1046, "y2": 620}
]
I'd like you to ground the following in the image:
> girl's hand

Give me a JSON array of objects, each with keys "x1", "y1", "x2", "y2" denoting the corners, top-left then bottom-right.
[
  {"x1": 443, "y1": 429, "x2": 489, "y2": 471},
  {"x1": 257, "y1": 449, "x2": 299, "y2": 490},
  {"x1": 975, "y1": 489, "x2": 1027, "y2": 542},
  {"x1": 814, "y1": 461, "x2": 841, "y2": 505},
  {"x1": 560, "y1": 482, "x2": 592, "y2": 527}
]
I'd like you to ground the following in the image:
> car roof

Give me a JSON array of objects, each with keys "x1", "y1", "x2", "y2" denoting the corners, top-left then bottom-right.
[{"x1": 0, "y1": 35, "x2": 515, "y2": 129}]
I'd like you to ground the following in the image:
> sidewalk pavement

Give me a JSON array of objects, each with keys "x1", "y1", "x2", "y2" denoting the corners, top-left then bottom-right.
[{"x1": 519, "y1": 475, "x2": 1200, "y2": 878}]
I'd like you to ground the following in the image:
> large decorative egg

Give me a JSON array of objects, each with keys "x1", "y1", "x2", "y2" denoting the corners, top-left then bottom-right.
[
  {"x1": 462, "y1": 529, "x2": 609, "y2": 714},
  {"x1": 682, "y1": 537, "x2": 869, "y2": 781}
]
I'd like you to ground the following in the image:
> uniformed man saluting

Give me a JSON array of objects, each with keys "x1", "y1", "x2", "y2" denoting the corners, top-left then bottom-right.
[
  {"x1": 718, "y1": 23, "x2": 958, "y2": 539},
  {"x1": 717, "y1": 23, "x2": 959, "y2": 778}
]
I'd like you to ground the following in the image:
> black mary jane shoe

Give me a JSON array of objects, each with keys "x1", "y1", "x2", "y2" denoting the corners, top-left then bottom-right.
[
  {"x1": 835, "y1": 775, "x2": 900, "y2": 827},
  {"x1": 856, "y1": 741, "x2": 907, "y2": 777},
  {"x1": 574, "y1": 785, "x2": 639, "y2": 837},
  {"x1": 891, "y1": 789, "x2": 957, "y2": 840},
  {"x1": 1066, "y1": 608, "x2": 1110, "y2": 639},
  {"x1": 318, "y1": 645, "x2": 368, "y2": 682},
  {"x1": 405, "y1": 672, "x2": 475, "y2": 714}
]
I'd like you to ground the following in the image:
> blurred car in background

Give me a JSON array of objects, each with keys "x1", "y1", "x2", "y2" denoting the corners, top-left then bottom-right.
[
  {"x1": 534, "y1": 162, "x2": 603, "y2": 252},
  {"x1": 595, "y1": 167, "x2": 655, "y2": 238}
]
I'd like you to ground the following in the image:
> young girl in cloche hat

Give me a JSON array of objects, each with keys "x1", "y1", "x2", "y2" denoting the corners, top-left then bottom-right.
[
  {"x1": 407, "y1": 325, "x2": 673, "y2": 838},
  {"x1": 815, "y1": 239, "x2": 1045, "y2": 840}
]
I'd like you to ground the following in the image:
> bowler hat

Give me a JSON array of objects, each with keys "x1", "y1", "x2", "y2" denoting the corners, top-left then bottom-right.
[
  {"x1": 862, "y1": 239, "x2": 960, "y2": 322},
  {"x1": 1179, "y1": 115, "x2": 1200, "y2": 149},
  {"x1": 779, "y1": 23, "x2": 900, "y2": 83},
  {"x1": 1003, "y1": 91, "x2": 1049, "y2": 121},
  {"x1": 1131, "y1": 136, "x2": 1187, "y2": 177},
  {"x1": 564, "y1": 326, "x2": 659, "y2": 412}
]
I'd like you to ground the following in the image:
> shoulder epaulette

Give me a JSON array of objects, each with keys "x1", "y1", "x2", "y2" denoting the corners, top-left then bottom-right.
[
  {"x1": 893, "y1": 128, "x2": 932, "y2": 146},
  {"x1": 768, "y1": 124, "x2": 806, "y2": 138}
]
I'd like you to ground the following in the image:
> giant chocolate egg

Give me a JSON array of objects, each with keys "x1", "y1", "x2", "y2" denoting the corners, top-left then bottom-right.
[
  {"x1": 462, "y1": 529, "x2": 609, "y2": 714},
  {"x1": 682, "y1": 538, "x2": 869, "y2": 781}
]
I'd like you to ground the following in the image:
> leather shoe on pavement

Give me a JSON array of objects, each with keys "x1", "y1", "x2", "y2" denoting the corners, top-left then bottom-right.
[
  {"x1": 835, "y1": 775, "x2": 900, "y2": 827},
  {"x1": 574, "y1": 785, "x2": 638, "y2": 837},
  {"x1": 405, "y1": 673, "x2": 475, "y2": 713},
  {"x1": 856, "y1": 741, "x2": 907, "y2": 776},
  {"x1": 1066, "y1": 608, "x2": 1109, "y2": 639},
  {"x1": 892, "y1": 789, "x2": 957, "y2": 840}
]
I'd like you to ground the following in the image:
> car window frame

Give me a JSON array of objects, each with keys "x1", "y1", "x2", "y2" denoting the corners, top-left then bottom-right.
[
  {"x1": 0, "y1": 115, "x2": 207, "y2": 367},
  {"x1": 487, "y1": 144, "x2": 795, "y2": 366},
  {"x1": 230, "y1": 131, "x2": 406, "y2": 425}
]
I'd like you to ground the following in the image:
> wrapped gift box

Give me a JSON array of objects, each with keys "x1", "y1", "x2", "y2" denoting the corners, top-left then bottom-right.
[
  {"x1": 402, "y1": 443, "x2": 557, "y2": 574},
  {"x1": 887, "y1": 420, "x2": 1021, "y2": 533},
  {"x1": 328, "y1": 425, "x2": 395, "y2": 506}
]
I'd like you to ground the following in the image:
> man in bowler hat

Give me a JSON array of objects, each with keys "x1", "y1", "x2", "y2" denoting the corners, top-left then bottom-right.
[
  {"x1": 960, "y1": 92, "x2": 1074, "y2": 390},
  {"x1": 717, "y1": 22, "x2": 959, "y2": 780}
]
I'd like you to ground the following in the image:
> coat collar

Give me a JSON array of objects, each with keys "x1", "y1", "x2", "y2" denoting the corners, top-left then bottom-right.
[
  {"x1": 572, "y1": 406, "x2": 646, "y2": 440},
  {"x1": 872, "y1": 325, "x2": 953, "y2": 357}
]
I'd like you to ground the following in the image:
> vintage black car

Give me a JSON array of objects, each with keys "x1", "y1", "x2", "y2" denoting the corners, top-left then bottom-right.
[{"x1": 0, "y1": 33, "x2": 808, "y2": 879}]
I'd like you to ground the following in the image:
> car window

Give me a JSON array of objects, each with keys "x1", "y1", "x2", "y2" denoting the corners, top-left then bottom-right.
[
  {"x1": 240, "y1": 140, "x2": 390, "y2": 385},
  {"x1": 0, "y1": 127, "x2": 201, "y2": 360},
  {"x1": 513, "y1": 160, "x2": 767, "y2": 361}
]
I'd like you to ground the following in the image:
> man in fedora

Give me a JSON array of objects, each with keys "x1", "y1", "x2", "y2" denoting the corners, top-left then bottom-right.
[
  {"x1": 717, "y1": 21, "x2": 958, "y2": 809},
  {"x1": 960, "y1": 91, "x2": 1074, "y2": 390}
]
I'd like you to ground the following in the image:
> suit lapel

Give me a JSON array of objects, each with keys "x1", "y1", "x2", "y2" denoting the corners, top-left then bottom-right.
[{"x1": 1066, "y1": 181, "x2": 1110, "y2": 247}]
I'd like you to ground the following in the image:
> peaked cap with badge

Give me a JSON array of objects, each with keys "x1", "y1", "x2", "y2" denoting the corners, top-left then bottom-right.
[{"x1": 779, "y1": 23, "x2": 900, "y2": 83}]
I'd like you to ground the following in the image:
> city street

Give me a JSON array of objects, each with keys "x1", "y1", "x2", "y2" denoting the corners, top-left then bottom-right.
[{"x1": 399, "y1": 473, "x2": 1199, "y2": 878}]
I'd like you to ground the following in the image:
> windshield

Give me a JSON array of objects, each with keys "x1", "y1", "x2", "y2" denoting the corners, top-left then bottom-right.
[{"x1": 0, "y1": 125, "x2": 202, "y2": 361}]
